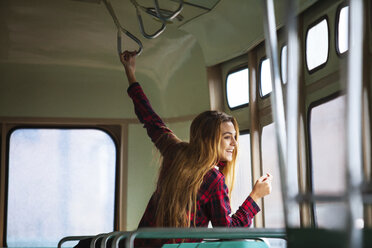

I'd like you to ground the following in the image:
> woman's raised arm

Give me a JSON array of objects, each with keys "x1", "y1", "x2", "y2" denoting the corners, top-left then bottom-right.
[{"x1": 120, "y1": 51, "x2": 182, "y2": 156}]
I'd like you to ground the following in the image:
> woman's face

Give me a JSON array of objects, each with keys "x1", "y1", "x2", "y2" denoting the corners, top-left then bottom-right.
[{"x1": 218, "y1": 121, "x2": 237, "y2": 162}]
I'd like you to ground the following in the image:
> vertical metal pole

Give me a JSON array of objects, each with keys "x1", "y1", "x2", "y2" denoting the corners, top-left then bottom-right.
[
  {"x1": 346, "y1": 0, "x2": 365, "y2": 247},
  {"x1": 262, "y1": 0, "x2": 289, "y2": 227},
  {"x1": 286, "y1": 0, "x2": 300, "y2": 227},
  {"x1": 248, "y1": 51, "x2": 265, "y2": 227}
]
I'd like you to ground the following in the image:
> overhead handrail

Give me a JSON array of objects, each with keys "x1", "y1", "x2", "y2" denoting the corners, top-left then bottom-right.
[
  {"x1": 130, "y1": 0, "x2": 166, "y2": 39},
  {"x1": 153, "y1": 0, "x2": 184, "y2": 21},
  {"x1": 103, "y1": 0, "x2": 143, "y2": 55},
  {"x1": 346, "y1": 0, "x2": 365, "y2": 248}
]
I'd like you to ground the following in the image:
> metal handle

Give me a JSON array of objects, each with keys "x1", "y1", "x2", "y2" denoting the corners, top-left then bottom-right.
[
  {"x1": 135, "y1": 7, "x2": 166, "y2": 39},
  {"x1": 153, "y1": 0, "x2": 183, "y2": 21},
  {"x1": 103, "y1": 0, "x2": 143, "y2": 55}
]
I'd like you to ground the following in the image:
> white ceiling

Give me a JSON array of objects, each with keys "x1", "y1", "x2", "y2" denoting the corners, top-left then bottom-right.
[{"x1": 0, "y1": 0, "x2": 319, "y2": 69}]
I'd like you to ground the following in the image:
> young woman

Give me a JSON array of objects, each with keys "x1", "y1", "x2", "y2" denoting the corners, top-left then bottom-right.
[{"x1": 121, "y1": 50, "x2": 273, "y2": 247}]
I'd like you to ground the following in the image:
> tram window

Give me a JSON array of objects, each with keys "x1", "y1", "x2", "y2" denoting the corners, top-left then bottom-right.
[
  {"x1": 7, "y1": 128, "x2": 116, "y2": 247},
  {"x1": 230, "y1": 133, "x2": 252, "y2": 213},
  {"x1": 310, "y1": 95, "x2": 346, "y2": 194},
  {"x1": 261, "y1": 123, "x2": 285, "y2": 228},
  {"x1": 281, "y1": 45, "x2": 288, "y2": 84},
  {"x1": 336, "y1": 6, "x2": 349, "y2": 54},
  {"x1": 305, "y1": 18, "x2": 329, "y2": 72},
  {"x1": 226, "y1": 67, "x2": 249, "y2": 109},
  {"x1": 310, "y1": 96, "x2": 347, "y2": 228},
  {"x1": 260, "y1": 58, "x2": 273, "y2": 97}
]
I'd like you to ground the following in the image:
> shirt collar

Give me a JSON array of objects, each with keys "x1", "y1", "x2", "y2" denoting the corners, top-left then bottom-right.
[{"x1": 217, "y1": 161, "x2": 226, "y2": 169}]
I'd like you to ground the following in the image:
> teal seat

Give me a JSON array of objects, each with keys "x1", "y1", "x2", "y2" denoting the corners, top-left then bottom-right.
[{"x1": 162, "y1": 240, "x2": 269, "y2": 248}]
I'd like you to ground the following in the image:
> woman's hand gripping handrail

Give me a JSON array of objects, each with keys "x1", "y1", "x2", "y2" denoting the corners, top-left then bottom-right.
[
  {"x1": 103, "y1": 0, "x2": 143, "y2": 55},
  {"x1": 154, "y1": 0, "x2": 183, "y2": 21},
  {"x1": 130, "y1": 0, "x2": 166, "y2": 39}
]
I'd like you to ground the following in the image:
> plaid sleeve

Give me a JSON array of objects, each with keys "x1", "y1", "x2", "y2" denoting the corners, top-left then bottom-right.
[
  {"x1": 208, "y1": 172, "x2": 260, "y2": 227},
  {"x1": 127, "y1": 82, "x2": 173, "y2": 145}
]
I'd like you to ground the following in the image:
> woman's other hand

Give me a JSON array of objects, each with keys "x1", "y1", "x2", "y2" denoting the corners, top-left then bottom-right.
[
  {"x1": 249, "y1": 173, "x2": 273, "y2": 202},
  {"x1": 120, "y1": 50, "x2": 137, "y2": 85}
]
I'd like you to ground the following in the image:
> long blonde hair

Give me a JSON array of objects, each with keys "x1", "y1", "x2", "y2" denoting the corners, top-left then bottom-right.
[{"x1": 155, "y1": 111, "x2": 239, "y2": 227}]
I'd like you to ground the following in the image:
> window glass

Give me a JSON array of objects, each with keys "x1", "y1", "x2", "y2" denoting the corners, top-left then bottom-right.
[
  {"x1": 315, "y1": 203, "x2": 348, "y2": 229},
  {"x1": 337, "y1": 6, "x2": 349, "y2": 54},
  {"x1": 260, "y1": 58, "x2": 273, "y2": 97},
  {"x1": 7, "y1": 128, "x2": 116, "y2": 247},
  {"x1": 261, "y1": 123, "x2": 285, "y2": 227},
  {"x1": 281, "y1": 45, "x2": 288, "y2": 84},
  {"x1": 306, "y1": 19, "x2": 329, "y2": 71},
  {"x1": 226, "y1": 68, "x2": 249, "y2": 108},
  {"x1": 231, "y1": 133, "x2": 252, "y2": 213},
  {"x1": 310, "y1": 96, "x2": 346, "y2": 194},
  {"x1": 310, "y1": 96, "x2": 347, "y2": 229}
]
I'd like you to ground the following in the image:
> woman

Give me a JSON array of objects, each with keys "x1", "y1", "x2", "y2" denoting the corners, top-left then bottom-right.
[{"x1": 121, "y1": 50, "x2": 273, "y2": 247}]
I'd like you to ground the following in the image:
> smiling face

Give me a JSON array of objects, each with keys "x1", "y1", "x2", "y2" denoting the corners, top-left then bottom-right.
[{"x1": 218, "y1": 121, "x2": 237, "y2": 162}]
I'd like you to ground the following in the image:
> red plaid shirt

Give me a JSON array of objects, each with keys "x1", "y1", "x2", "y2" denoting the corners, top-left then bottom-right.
[{"x1": 127, "y1": 83, "x2": 260, "y2": 247}]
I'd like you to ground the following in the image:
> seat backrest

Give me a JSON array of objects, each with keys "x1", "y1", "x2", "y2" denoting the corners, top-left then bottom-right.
[{"x1": 162, "y1": 239, "x2": 269, "y2": 248}]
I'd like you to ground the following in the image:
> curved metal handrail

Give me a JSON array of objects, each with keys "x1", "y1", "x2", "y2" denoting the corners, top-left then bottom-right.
[
  {"x1": 58, "y1": 236, "x2": 94, "y2": 248},
  {"x1": 111, "y1": 231, "x2": 131, "y2": 248},
  {"x1": 154, "y1": 0, "x2": 183, "y2": 21},
  {"x1": 121, "y1": 227, "x2": 286, "y2": 248},
  {"x1": 130, "y1": 0, "x2": 166, "y2": 39},
  {"x1": 100, "y1": 231, "x2": 125, "y2": 248},
  {"x1": 103, "y1": 0, "x2": 143, "y2": 55},
  {"x1": 90, "y1": 233, "x2": 108, "y2": 248}
]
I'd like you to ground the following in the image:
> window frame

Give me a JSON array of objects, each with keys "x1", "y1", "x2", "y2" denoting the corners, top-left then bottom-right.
[
  {"x1": 4, "y1": 125, "x2": 120, "y2": 247},
  {"x1": 225, "y1": 65, "x2": 250, "y2": 110},
  {"x1": 305, "y1": 15, "x2": 331, "y2": 74}
]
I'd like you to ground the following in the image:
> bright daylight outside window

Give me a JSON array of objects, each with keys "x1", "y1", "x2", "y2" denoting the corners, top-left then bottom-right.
[
  {"x1": 230, "y1": 133, "x2": 252, "y2": 213},
  {"x1": 226, "y1": 68, "x2": 249, "y2": 109},
  {"x1": 306, "y1": 19, "x2": 329, "y2": 71},
  {"x1": 310, "y1": 96, "x2": 347, "y2": 229},
  {"x1": 261, "y1": 123, "x2": 285, "y2": 228},
  {"x1": 260, "y1": 58, "x2": 272, "y2": 97},
  {"x1": 281, "y1": 45, "x2": 288, "y2": 84},
  {"x1": 337, "y1": 6, "x2": 349, "y2": 54},
  {"x1": 7, "y1": 128, "x2": 116, "y2": 247}
]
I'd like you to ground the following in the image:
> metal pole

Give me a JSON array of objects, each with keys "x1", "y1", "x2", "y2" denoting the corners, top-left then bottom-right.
[
  {"x1": 346, "y1": 0, "x2": 365, "y2": 247},
  {"x1": 285, "y1": 0, "x2": 300, "y2": 227},
  {"x1": 262, "y1": 0, "x2": 289, "y2": 227}
]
